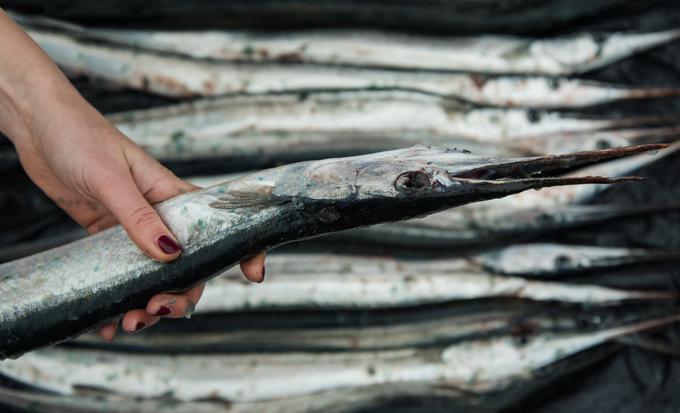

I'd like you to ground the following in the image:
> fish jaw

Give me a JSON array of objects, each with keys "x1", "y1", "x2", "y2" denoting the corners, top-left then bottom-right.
[{"x1": 271, "y1": 143, "x2": 663, "y2": 204}]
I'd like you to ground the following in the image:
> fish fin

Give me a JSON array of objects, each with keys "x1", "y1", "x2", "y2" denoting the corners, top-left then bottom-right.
[{"x1": 209, "y1": 191, "x2": 286, "y2": 210}]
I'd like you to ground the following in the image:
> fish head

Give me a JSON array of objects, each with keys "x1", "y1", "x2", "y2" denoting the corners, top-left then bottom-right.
[
  {"x1": 214, "y1": 144, "x2": 665, "y2": 230},
  {"x1": 296, "y1": 143, "x2": 661, "y2": 202}
]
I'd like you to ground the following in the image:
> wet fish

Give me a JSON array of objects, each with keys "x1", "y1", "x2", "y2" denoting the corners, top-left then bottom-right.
[
  {"x1": 194, "y1": 260, "x2": 675, "y2": 313},
  {"x1": 19, "y1": 25, "x2": 680, "y2": 105},
  {"x1": 0, "y1": 144, "x2": 658, "y2": 359},
  {"x1": 2, "y1": 313, "x2": 677, "y2": 403},
  {"x1": 475, "y1": 243, "x2": 680, "y2": 276},
  {"x1": 106, "y1": 91, "x2": 669, "y2": 164},
  {"x1": 338, "y1": 202, "x2": 680, "y2": 248},
  {"x1": 72, "y1": 303, "x2": 663, "y2": 354},
  {"x1": 19, "y1": 15, "x2": 680, "y2": 76}
]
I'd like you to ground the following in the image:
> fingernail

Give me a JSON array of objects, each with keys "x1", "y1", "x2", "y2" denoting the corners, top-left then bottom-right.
[
  {"x1": 132, "y1": 322, "x2": 147, "y2": 334},
  {"x1": 157, "y1": 235, "x2": 181, "y2": 255},
  {"x1": 154, "y1": 306, "x2": 172, "y2": 316}
]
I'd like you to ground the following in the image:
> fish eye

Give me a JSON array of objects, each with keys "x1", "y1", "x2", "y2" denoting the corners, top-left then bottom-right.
[
  {"x1": 394, "y1": 170, "x2": 432, "y2": 194},
  {"x1": 595, "y1": 139, "x2": 612, "y2": 150},
  {"x1": 526, "y1": 109, "x2": 541, "y2": 123},
  {"x1": 554, "y1": 254, "x2": 573, "y2": 270}
]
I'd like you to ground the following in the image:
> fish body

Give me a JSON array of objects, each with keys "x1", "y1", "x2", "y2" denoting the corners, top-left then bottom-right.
[
  {"x1": 108, "y1": 91, "x2": 658, "y2": 164},
  {"x1": 337, "y1": 202, "x2": 680, "y2": 248},
  {"x1": 0, "y1": 144, "x2": 657, "y2": 359},
  {"x1": 19, "y1": 24, "x2": 680, "y2": 105},
  {"x1": 476, "y1": 243, "x2": 680, "y2": 276},
  {"x1": 2, "y1": 313, "x2": 677, "y2": 403},
  {"x1": 18, "y1": 14, "x2": 680, "y2": 76}
]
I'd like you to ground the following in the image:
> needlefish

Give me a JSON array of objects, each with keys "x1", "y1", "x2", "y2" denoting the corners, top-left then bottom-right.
[
  {"x1": 108, "y1": 91, "x2": 671, "y2": 164},
  {"x1": 72, "y1": 299, "x2": 670, "y2": 354},
  {"x1": 19, "y1": 24, "x2": 680, "y2": 105},
  {"x1": 0, "y1": 144, "x2": 661, "y2": 359},
  {"x1": 17, "y1": 14, "x2": 680, "y2": 75},
  {"x1": 2, "y1": 313, "x2": 678, "y2": 404},
  {"x1": 475, "y1": 243, "x2": 680, "y2": 277}
]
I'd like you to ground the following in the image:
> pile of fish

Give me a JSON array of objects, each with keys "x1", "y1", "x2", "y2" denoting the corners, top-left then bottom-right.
[{"x1": 2, "y1": 3, "x2": 680, "y2": 412}]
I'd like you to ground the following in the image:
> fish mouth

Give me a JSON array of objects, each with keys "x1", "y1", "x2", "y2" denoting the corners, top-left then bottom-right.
[{"x1": 395, "y1": 144, "x2": 667, "y2": 196}]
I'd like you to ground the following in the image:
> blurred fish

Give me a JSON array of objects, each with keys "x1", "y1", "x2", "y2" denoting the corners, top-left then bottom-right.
[
  {"x1": 20, "y1": 16, "x2": 680, "y2": 76},
  {"x1": 18, "y1": 16, "x2": 680, "y2": 108},
  {"x1": 107, "y1": 91, "x2": 671, "y2": 163},
  {"x1": 195, "y1": 261, "x2": 675, "y2": 312},
  {"x1": 2, "y1": 313, "x2": 678, "y2": 404},
  {"x1": 333, "y1": 202, "x2": 680, "y2": 248},
  {"x1": 475, "y1": 243, "x2": 680, "y2": 276},
  {"x1": 72, "y1": 303, "x2": 667, "y2": 354},
  {"x1": 0, "y1": 145, "x2": 651, "y2": 359}
]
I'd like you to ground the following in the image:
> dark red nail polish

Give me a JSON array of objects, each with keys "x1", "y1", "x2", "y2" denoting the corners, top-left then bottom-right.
[
  {"x1": 133, "y1": 322, "x2": 146, "y2": 333},
  {"x1": 157, "y1": 235, "x2": 181, "y2": 254},
  {"x1": 155, "y1": 306, "x2": 172, "y2": 316}
]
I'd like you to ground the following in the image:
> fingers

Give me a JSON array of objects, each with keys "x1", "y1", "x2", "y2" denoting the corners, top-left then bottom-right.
[
  {"x1": 93, "y1": 169, "x2": 182, "y2": 262},
  {"x1": 98, "y1": 322, "x2": 118, "y2": 342},
  {"x1": 240, "y1": 252, "x2": 267, "y2": 283},
  {"x1": 121, "y1": 309, "x2": 160, "y2": 334},
  {"x1": 146, "y1": 284, "x2": 205, "y2": 319}
]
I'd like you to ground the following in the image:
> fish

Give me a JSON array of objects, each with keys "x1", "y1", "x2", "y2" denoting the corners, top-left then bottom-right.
[
  {"x1": 0, "y1": 144, "x2": 661, "y2": 359},
  {"x1": 193, "y1": 259, "x2": 675, "y2": 313},
  {"x1": 19, "y1": 25, "x2": 680, "y2": 105},
  {"x1": 337, "y1": 202, "x2": 680, "y2": 249},
  {"x1": 474, "y1": 243, "x2": 680, "y2": 277},
  {"x1": 18, "y1": 14, "x2": 680, "y2": 76},
  {"x1": 106, "y1": 91, "x2": 670, "y2": 164},
  {"x1": 2, "y1": 312, "x2": 678, "y2": 403},
  {"x1": 72, "y1": 303, "x2": 665, "y2": 354}
]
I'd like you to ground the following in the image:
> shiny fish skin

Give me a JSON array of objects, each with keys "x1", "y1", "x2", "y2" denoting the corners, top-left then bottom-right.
[
  {"x1": 17, "y1": 14, "x2": 680, "y2": 76},
  {"x1": 194, "y1": 260, "x2": 675, "y2": 312},
  {"x1": 106, "y1": 91, "x2": 663, "y2": 163},
  {"x1": 475, "y1": 243, "x2": 680, "y2": 276},
  {"x1": 0, "y1": 144, "x2": 658, "y2": 359},
  {"x1": 2, "y1": 313, "x2": 678, "y2": 403}
]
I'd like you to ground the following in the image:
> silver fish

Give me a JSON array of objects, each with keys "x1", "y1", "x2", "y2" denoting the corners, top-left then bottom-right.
[
  {"x1": 475, "y1": 243, "x2": 680, "y2": 276},
  {"x1": 0, "y1": 145, "x2": 654, "y2": 359},
  {"x1": 2, "y1": 313, "x2": 678, "y2": 403},
  {"x1": 18, "y1": 14, "x2": 680, "y2": 76},
  {"x1": 107, "y1": 91, "x2": 665, "y2": 163},
  {"x1": 194, "y1": 258, "x2": 675, "y2": 313},
  {"x1": 73, "y1": 303, "x2": 658, "y2": 353}
]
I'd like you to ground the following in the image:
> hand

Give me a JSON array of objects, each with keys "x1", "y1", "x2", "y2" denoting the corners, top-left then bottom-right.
[
  {"x1": 13, "y1": 95, "x2": 266, "y2": 340},
  {"x1": 0, "y1": 10, "x2": 265, "y2": 341}
]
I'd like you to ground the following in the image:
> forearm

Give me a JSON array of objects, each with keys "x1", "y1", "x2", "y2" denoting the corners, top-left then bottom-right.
[{"x1": 0, "y1": 8, "x2": 91, "y2": 146}]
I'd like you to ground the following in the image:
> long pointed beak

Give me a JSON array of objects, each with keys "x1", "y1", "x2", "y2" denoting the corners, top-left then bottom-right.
[{"x1": 447, "y1": 144, "x2": 667, "y2": 193}]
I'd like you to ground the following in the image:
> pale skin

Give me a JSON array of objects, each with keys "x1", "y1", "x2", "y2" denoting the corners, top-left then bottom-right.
[{"x1": 0, "y1": 9, "x2": 266, "y2": 341}]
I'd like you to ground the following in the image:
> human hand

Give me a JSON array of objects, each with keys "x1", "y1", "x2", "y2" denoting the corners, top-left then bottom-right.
[
  {"x1": 12, "y1": 96, "x2": 266, "y2": 340},
  {"x1": 0, "y1": 9, "x2": 265, "y2": 340}
]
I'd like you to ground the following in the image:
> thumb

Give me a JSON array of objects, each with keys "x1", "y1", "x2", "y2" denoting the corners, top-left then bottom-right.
[{"x1": 95, "y1": 171, "x2": 182, "y2": 262}]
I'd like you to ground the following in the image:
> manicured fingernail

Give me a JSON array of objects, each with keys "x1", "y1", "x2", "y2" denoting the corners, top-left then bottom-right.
[
  {"x1": 157, "y1": 235, "x2": 181, "y2": 254},
  {"x1": 155, "y1": 306, "x2": 172, "y2": 316},
  {"x1": 132, "y1": 322, "x2": 147, "y2": 334}
]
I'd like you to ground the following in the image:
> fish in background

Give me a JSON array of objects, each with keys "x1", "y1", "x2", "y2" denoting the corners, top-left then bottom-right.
[
  {"x1": 2, "y1": 312, "x2": 678, "y2": 412},
  {"x1": 17, "y1": 13, "x2": 680, "y2": 75}
]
